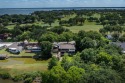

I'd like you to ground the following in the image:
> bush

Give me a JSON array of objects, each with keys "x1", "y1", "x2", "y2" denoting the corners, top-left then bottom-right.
[
  {"x1": 12, "y1": 75, "x2": 23, "y2": 82},
  {"x1": 0, "y1": 72, "x2": 11, "y2": 79},
  {"x1": 24, "y1": 77, "x2": 33, "y2": 83}
]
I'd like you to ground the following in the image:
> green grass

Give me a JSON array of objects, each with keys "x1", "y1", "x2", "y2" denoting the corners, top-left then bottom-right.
[
  {"x1": 6, "y1": 25, "x2": 15, "y2": 30},
  {"x1": 0, "y1": 58, "x2": 49, "y2": 77},
  {"x1": 0, "y1": 49, "x2": 36, "y2": 56},
  {"x1": 65, "y1": 25, "x2": 103, "y2": 33},
  {"x1": 5, "y1": 14, "x2": 103, "y2": 33}
]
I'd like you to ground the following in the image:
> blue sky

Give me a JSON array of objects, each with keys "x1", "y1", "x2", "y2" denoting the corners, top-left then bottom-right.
[{"x1": 0, "y1": 0, "x2": 125, "y2": 8}]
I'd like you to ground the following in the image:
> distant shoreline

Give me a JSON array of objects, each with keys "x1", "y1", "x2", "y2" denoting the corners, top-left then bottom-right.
[{"x1": 0, "y1": 7, "x2": 125, "y2": 15}]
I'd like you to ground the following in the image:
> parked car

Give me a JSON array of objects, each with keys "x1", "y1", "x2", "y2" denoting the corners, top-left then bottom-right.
[{"x1": 8, "y1": 48, "x2": 20, "y2": 54}]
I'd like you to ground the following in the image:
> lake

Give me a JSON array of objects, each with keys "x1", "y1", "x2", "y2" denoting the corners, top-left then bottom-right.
[{"x1": 0, "y1": 7, "x2": 125, "y2": 15}]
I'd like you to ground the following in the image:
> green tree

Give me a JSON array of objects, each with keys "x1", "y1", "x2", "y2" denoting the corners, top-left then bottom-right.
[
  {"x1": 39, "y1": 41, "x2": 52, "y2": 59},
  {"x1": 48, "y1": 56, "x2": 58, "y2": 70},
  {"x1": 96, "y1": 52, "x2": 112, "y2": 65},
  {"x1": 80, "y1": 48, "x2": 97, "y2": 63},
  {"x1": 60, "y1": 32, "x2": 74, "y2": 42},
  {"x1": 17, "y1": 31, "x2": 31, "y2": 41},
  {"x1": 67, "y1": 66, "x2": 85, "y2": 83},
  {"x1": 80, "y1": 37, "x2": 95, "y2": 50},
  {"x1": 39, "y1": 32, "x2": 58, "y2": 42},
  {"x1": 48, "y1": 66, "x2": 69, "y2": 83},
  {"x1": 50, "y1": 26, "x2": 69, "y2": 34}
]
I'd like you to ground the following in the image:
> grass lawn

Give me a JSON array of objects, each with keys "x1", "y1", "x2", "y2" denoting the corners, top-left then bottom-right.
[
  {"x1": 0, "y1": 58, "x2": 50, "y2": 77},
  {"x1": 65, "y1": 25, "x2": 103, "y2": 33},
  {"x1": 0, "y1": 49, "x2": 36, "y2": 56}
]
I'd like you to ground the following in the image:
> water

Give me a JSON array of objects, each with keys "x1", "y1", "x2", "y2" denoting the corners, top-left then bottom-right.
[{"x1": 0, "y1": 7, "x2": 125, "y2": 15}]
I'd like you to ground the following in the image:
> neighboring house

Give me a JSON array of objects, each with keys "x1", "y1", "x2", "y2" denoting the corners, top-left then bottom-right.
[
  {"x1": 0, "y1": 42, "x2": 13, "y2": 50},
  {"x1": 0, "y1": 44, "x2": 4, "y2": 50},
  {"x1": 53, "y1": 41, "x2": 76, "y2": 55},
  {"x1": 110, "y1": 42, "x2": 125, "y2": 53},
  {"x1": 7, "y1": 42, "x2": 23, "y2": 54},
  {"x1": 0, "y1": 33, "x2": 9, "y2": 40},
  {"x1": 106, "y1": 34, "x2": 113, "y2": 40},
  {"x1": 24, "y1": 42, "x2": 41, "y2": 53},
  {"x1": 0, "y1": 54, "x2": 8, "y2": 60}
]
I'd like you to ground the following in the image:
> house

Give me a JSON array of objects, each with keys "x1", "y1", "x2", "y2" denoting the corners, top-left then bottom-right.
[
  {"x1": 106, "y1": 34, "x2": 113, "y2": 40},
  {"x1": 0, "y1": 44, "x2": 4, "y2": 50},
  {"x1": 0, "y1": 33, "x2": 9, "y2": 40},
  {"x1": 0, "y1": 42, "x2": 13, "y2": 50},
  {"x1": 53, "y1": 41, "x2": 76, "y2": 55},
  {"x1": 7, "y1": 42, "x2": 23, "y2": 54},
  {"x1": 59, "y1": 43, "x2": 76, "y2": 55},
  {"x1": 110, "y1": 42, "x2": 125, "y2": 53},
  {"x1": 24, "y1": 42, "x2": 41, "y2": 53},
  {"x1": 0, "y1": 54, "x2": 8, "y2": 60}
]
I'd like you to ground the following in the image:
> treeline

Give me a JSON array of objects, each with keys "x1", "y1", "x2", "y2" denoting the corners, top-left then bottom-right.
[
  {"x1": 100, "y1": 25, "x2": 125, "y2": 42},
  {"x1": 0, "y1": 9, "x2": 125, "y2": 27}
]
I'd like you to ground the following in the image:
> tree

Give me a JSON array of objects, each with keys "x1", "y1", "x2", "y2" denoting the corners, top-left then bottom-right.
[
  {"x1": 60, "y1": 32, "x2": 74, "y2": 42},
  {"x1": 31, "y1": 28, "x2": 46, "y2": 41},
  {"x1": 86, "y1": 31, "x2": 102, "y2": 40},
  {"x1": 78, "y1": 30, "x2": 86, "y2": 39},
  {"x1": 80, "y1": 48, "x2": 97, "y2": 63},
  {"x1": 112, "y1": 32, "x2": 120, "y2": 42},
  {"x1": 61, "y1": 55, "x2": 73, "y2": 71},
  {"x1": 80, "y1": 37, "x2": 95, "y2": 50},
  {"x1": 43, "y1": 18, "x2": 54, "y2": 26},
  {"x1": 96, "y1": 52, "x2": 112, "y2": 65},
  {"x1": 39, "y1": 32, "x2": 58, "y2": 42},
  {"x1": 39, "y1": 41, "x2": 52, "y2": 59},
  {"x1": 11, "y1": 25, "x2": 22, "y2": 39},
  {"x1": 48, "y1": 56, "x2": 58, "y2": 70},
  {"x1": 87, "y1": 68, "x2": 122, "y2": 83},
  {"x1": 67, "y1": 66, "x2": 85, "y2": 83},
  {"x1": 50, "y1": 26, "x2": 69, "y2": 34},
  {"x1": 17, "y1": 31, "x2": 31, "y2": 41},
  {"x1": 47, "y1": 66, "x2": 69, "y2": 83}
]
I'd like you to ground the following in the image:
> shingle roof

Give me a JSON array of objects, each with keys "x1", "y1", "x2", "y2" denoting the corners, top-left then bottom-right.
[
  {"x1": 111, "y1": 42, "x2": 125, "y2": 51},
  {"x1": 59, "y1": 44, "x2": 75, "y2": 50}
]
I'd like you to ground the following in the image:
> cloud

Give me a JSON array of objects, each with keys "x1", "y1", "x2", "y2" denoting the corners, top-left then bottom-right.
[{"x1": 0, "y1": 0, "x2": 124, "y2": 8}]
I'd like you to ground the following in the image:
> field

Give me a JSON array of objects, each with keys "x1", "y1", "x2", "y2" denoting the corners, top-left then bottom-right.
[
  {"x1": 0, "y1": 58, "x2": 49, "y2": 77},
  {"x1": 65, "y1": 25, "x2": 103, "y2": 33},
  {"x1": 5, "y1": 14, "x2": 102, "y2": 33},
  {"x1": 0, "y1": 49, "x2": 49, "y2": 77}
]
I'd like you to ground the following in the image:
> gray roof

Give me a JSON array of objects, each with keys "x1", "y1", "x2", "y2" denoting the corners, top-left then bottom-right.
[
  {"x1": 59, "y1": 44, "x2": 75, "y2": 50},
  {"x1": 111, "y1": 42, "x2": 125, "y2": 51},
  {"x1": 8, "y1": 42, "x2": 23, "y2": 51}
]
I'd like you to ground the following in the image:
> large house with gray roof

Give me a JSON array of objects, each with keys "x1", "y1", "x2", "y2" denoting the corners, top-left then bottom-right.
[{"x1": 53, "y1": 41, "x2": 76, "y2": 55}]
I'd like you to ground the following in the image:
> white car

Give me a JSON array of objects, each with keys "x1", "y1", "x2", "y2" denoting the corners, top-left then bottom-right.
[{"x1": 8, "y1": 48, "x2": 20, "y2": 54}]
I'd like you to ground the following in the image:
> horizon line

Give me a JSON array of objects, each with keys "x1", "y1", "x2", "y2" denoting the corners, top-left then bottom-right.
[{"x1": 0, "y1": 7, "x2": 125, "y2": 9}]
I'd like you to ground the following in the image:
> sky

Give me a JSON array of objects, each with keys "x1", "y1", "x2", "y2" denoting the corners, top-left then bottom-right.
[{"x1": 0, "y1": 0, "x2": 125, "y2": 8}]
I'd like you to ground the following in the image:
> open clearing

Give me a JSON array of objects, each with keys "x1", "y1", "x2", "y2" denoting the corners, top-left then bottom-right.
[{"x1": 0, "y1": 58, "x2": 49, "y2": 76}]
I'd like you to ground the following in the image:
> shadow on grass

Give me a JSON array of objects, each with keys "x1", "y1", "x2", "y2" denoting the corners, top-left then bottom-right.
[{"x1": 33, "y1": 53, "x2": 50, "y2": 61}]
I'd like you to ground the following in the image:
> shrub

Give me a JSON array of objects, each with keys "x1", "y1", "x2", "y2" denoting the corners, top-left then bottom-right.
[
  {"x1": 0, "y1": 72, "x2": 11, "y2": 79},
  {"x1": 12, "y1": 75, "x2": 23, "y2": 82}
]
